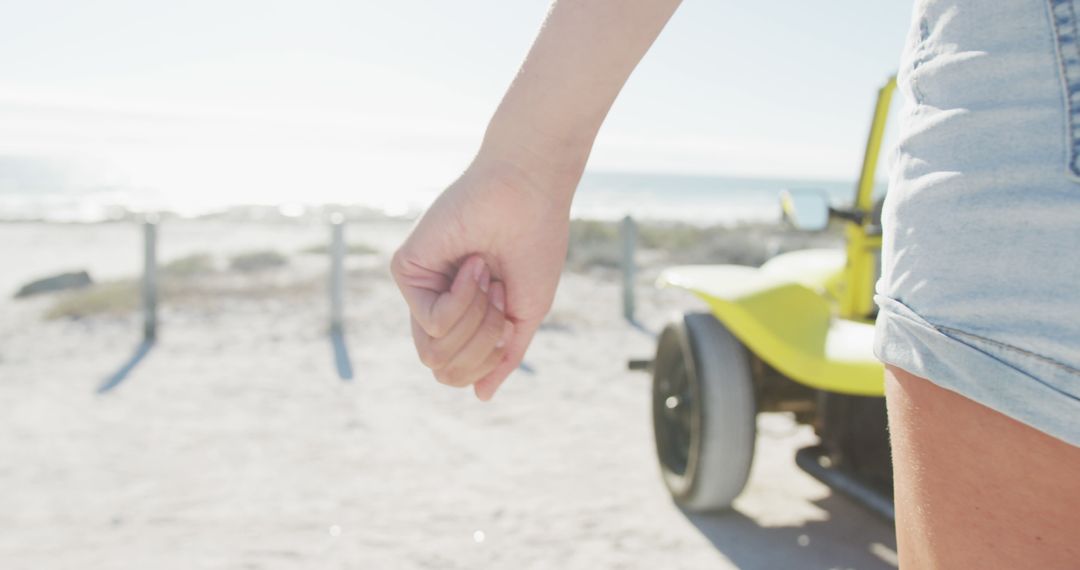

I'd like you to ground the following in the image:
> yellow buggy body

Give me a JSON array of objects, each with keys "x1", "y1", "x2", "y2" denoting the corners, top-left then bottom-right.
[
  {"x1": 644, "y1": 77, "x2": 897, "y2": 518},
  {"x1": 657, "y1": 251, "x2": 882, "y2": 397}
]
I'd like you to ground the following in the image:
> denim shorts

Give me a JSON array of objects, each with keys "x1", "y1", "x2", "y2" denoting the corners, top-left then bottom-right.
[{"x1": 874, "y1": 0, "x2": 1080, "y2": 446}]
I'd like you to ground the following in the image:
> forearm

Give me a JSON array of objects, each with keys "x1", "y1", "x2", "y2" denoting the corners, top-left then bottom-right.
[{"x1": 479, "y1": 0, "x2": 681, "y2": 192}]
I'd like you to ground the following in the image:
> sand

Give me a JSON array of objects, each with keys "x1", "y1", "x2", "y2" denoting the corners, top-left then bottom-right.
[{"x1": 0, "y1": 220, "x2": 897, "y2": 569}]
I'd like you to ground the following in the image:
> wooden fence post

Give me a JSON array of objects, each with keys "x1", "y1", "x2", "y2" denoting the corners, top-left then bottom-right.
[
  {"x1": 329, "y1": 213, "x2": 345, "y2": 333},
  {"x1": 142, "y1": 217, "x2": 159, "y2": 341},
  {"x1": 621, "y1": 215, "x2": 636, "y2": 323}
]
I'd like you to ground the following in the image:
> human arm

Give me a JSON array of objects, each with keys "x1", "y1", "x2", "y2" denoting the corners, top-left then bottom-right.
[{"x1": 391, "y1": 0, "x2": 682, "y2": 400}]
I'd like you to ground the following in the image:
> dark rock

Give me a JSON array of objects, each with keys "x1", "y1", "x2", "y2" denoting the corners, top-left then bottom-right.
[{"x1": 14, "y1": 271, "x2": 93, "y2": 298}]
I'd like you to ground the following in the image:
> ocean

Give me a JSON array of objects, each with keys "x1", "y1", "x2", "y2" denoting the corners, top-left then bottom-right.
[
  {"x1": 0, "y1": 170, "x2": 881, "y2": 226},
  {"x1": 573, "y1": 172, "x2": 875, "y2": 225}
]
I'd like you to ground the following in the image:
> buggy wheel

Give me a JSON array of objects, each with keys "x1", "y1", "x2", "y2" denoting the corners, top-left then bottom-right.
[{"x1": 652, "y1": 313, "x2": 756, "y2": 511}]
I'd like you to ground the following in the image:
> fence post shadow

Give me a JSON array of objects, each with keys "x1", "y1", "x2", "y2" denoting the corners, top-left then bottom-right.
[
  {"x1": 98, "y1": 339, "x2": 155, "y2": 394},
  {"x1": 627, "y1": 317, "x2": 657, "y2": 339},
  {"x1": 331, "y1": 325, "x2": 354, "y2": 381}
]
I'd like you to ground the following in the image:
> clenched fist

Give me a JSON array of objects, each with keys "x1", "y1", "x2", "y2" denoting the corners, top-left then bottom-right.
[{"x1": 391, "y1": 157, "x2": 575, "y2": 400}]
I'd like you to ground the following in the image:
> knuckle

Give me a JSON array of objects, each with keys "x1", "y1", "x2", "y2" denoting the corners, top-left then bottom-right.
[
  {"x1": 434, "y1": 368, "x2": 471, "y2": 388},
  {"x1": 426, "y1": 319, "x2": 447, "y2": 339},
  {"x1": 389, "y1": 249, "x2": 409, "y2": 279},
  {"x1": 418, "y1": 343, "x2": 448, "y2": 370},
  {"x1": 418, "y1": 349, "x2": 436, "y2": 369},
  {"x1": 433, "y1": 369, "x2": 454, "y2": 386}
]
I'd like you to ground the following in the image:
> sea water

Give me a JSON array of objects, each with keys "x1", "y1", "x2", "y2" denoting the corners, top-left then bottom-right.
[
  {"x1": 0, "y1": 170, "x2": 879, "y2": 226},
  {"x1": 574, "y1": 171, "x2": 871, "y2": 225}
]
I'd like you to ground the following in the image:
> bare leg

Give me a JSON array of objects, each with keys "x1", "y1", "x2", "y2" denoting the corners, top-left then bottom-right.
[{"x1": 885, "y1": 365, "x2": 1080, "y2": 568}]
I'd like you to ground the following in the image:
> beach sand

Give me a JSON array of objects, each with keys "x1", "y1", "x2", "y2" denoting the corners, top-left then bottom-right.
[{"x1": 0, "y1": 220, "x2": 896, "y2": 569}]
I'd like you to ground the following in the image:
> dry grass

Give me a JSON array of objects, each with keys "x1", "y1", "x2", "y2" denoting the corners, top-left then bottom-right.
[
  {"x1": 44, "y1": 280, "x2": 140, "y2": 319},
  {"x1": 299, "y1": 242, "x2": 379, "y2": 256},
  {"x1": 162, "y1": 253, "x2": 217, "y2": 278},
  {"x1": 44, "y1": 248, "x2": 320, "y2": 320},
  {"x1": 228, "y1": 250, "x2": 289, "y2": 272},
  {"x1": 44, "y1": 219, "x2": 845, "y2": 320},
  {"x1": 566, "y1": 219, "x2": 845, "y2": 272},
  {"x1": 45, "y1": 276, "x2": 323, "y2": 320}
]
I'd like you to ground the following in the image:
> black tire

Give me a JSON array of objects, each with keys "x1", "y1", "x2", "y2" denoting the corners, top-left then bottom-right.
[{"x1": 652, "y1": 313, "x2": 757, "y2": 511}]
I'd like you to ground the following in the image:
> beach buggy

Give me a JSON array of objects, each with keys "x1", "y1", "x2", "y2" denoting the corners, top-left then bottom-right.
[{"x1": 635, "y1": 77, "x2": 898, "y2": 519}]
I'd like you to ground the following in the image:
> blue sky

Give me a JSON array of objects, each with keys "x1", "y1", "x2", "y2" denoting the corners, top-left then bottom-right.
[{"x1": 0, "y1": 0, "x2": 914, "y2": 213}]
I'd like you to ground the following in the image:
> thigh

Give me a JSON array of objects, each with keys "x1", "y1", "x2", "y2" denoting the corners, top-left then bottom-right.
[{"x1": 886, "y1": 364, "x2": 1080, "y2": 569}]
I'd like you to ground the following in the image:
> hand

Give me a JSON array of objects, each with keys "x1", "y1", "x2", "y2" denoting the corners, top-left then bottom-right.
[
  {"x1": 391, "y1": 157, "x2": 573, "y2": 400},
  {"x1": 391, "y1": 0, "x2": 678, "y2": 400}
]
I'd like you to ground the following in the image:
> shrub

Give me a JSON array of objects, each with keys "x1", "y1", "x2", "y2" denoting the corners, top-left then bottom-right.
[
  {"x1": 45, "y1": 280, "x2": 139, "y2": 319},
  {"x1": 162, "y1": 253, "x2": 216, "y2": 278},
  {"x1": 228, "y1": 250, "x2": 288, "y2": 272},
  {"x1": 299, "y1": 243, "x2": 379, "y2": 256}
]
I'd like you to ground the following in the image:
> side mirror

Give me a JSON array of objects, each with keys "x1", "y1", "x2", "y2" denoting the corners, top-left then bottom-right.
[{"x1": 780, "y1": 189, "x2": 830, "y2": 231}]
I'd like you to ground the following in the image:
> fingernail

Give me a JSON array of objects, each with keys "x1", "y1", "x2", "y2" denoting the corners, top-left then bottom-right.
[
  {"x1": 495, "y1": 321, "x2": 512, "y2": 348},
  {"x1": 492, "y1": 284, "x2": 505, "y2": 313},
  {"x1": 479, "y1": 266, "x2": 490, "y2": 293}
]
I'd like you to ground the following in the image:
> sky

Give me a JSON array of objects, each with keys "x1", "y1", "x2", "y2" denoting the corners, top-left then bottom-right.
[{"x1": 0, "y1": 0, "x2": 914, "y2": 214}]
